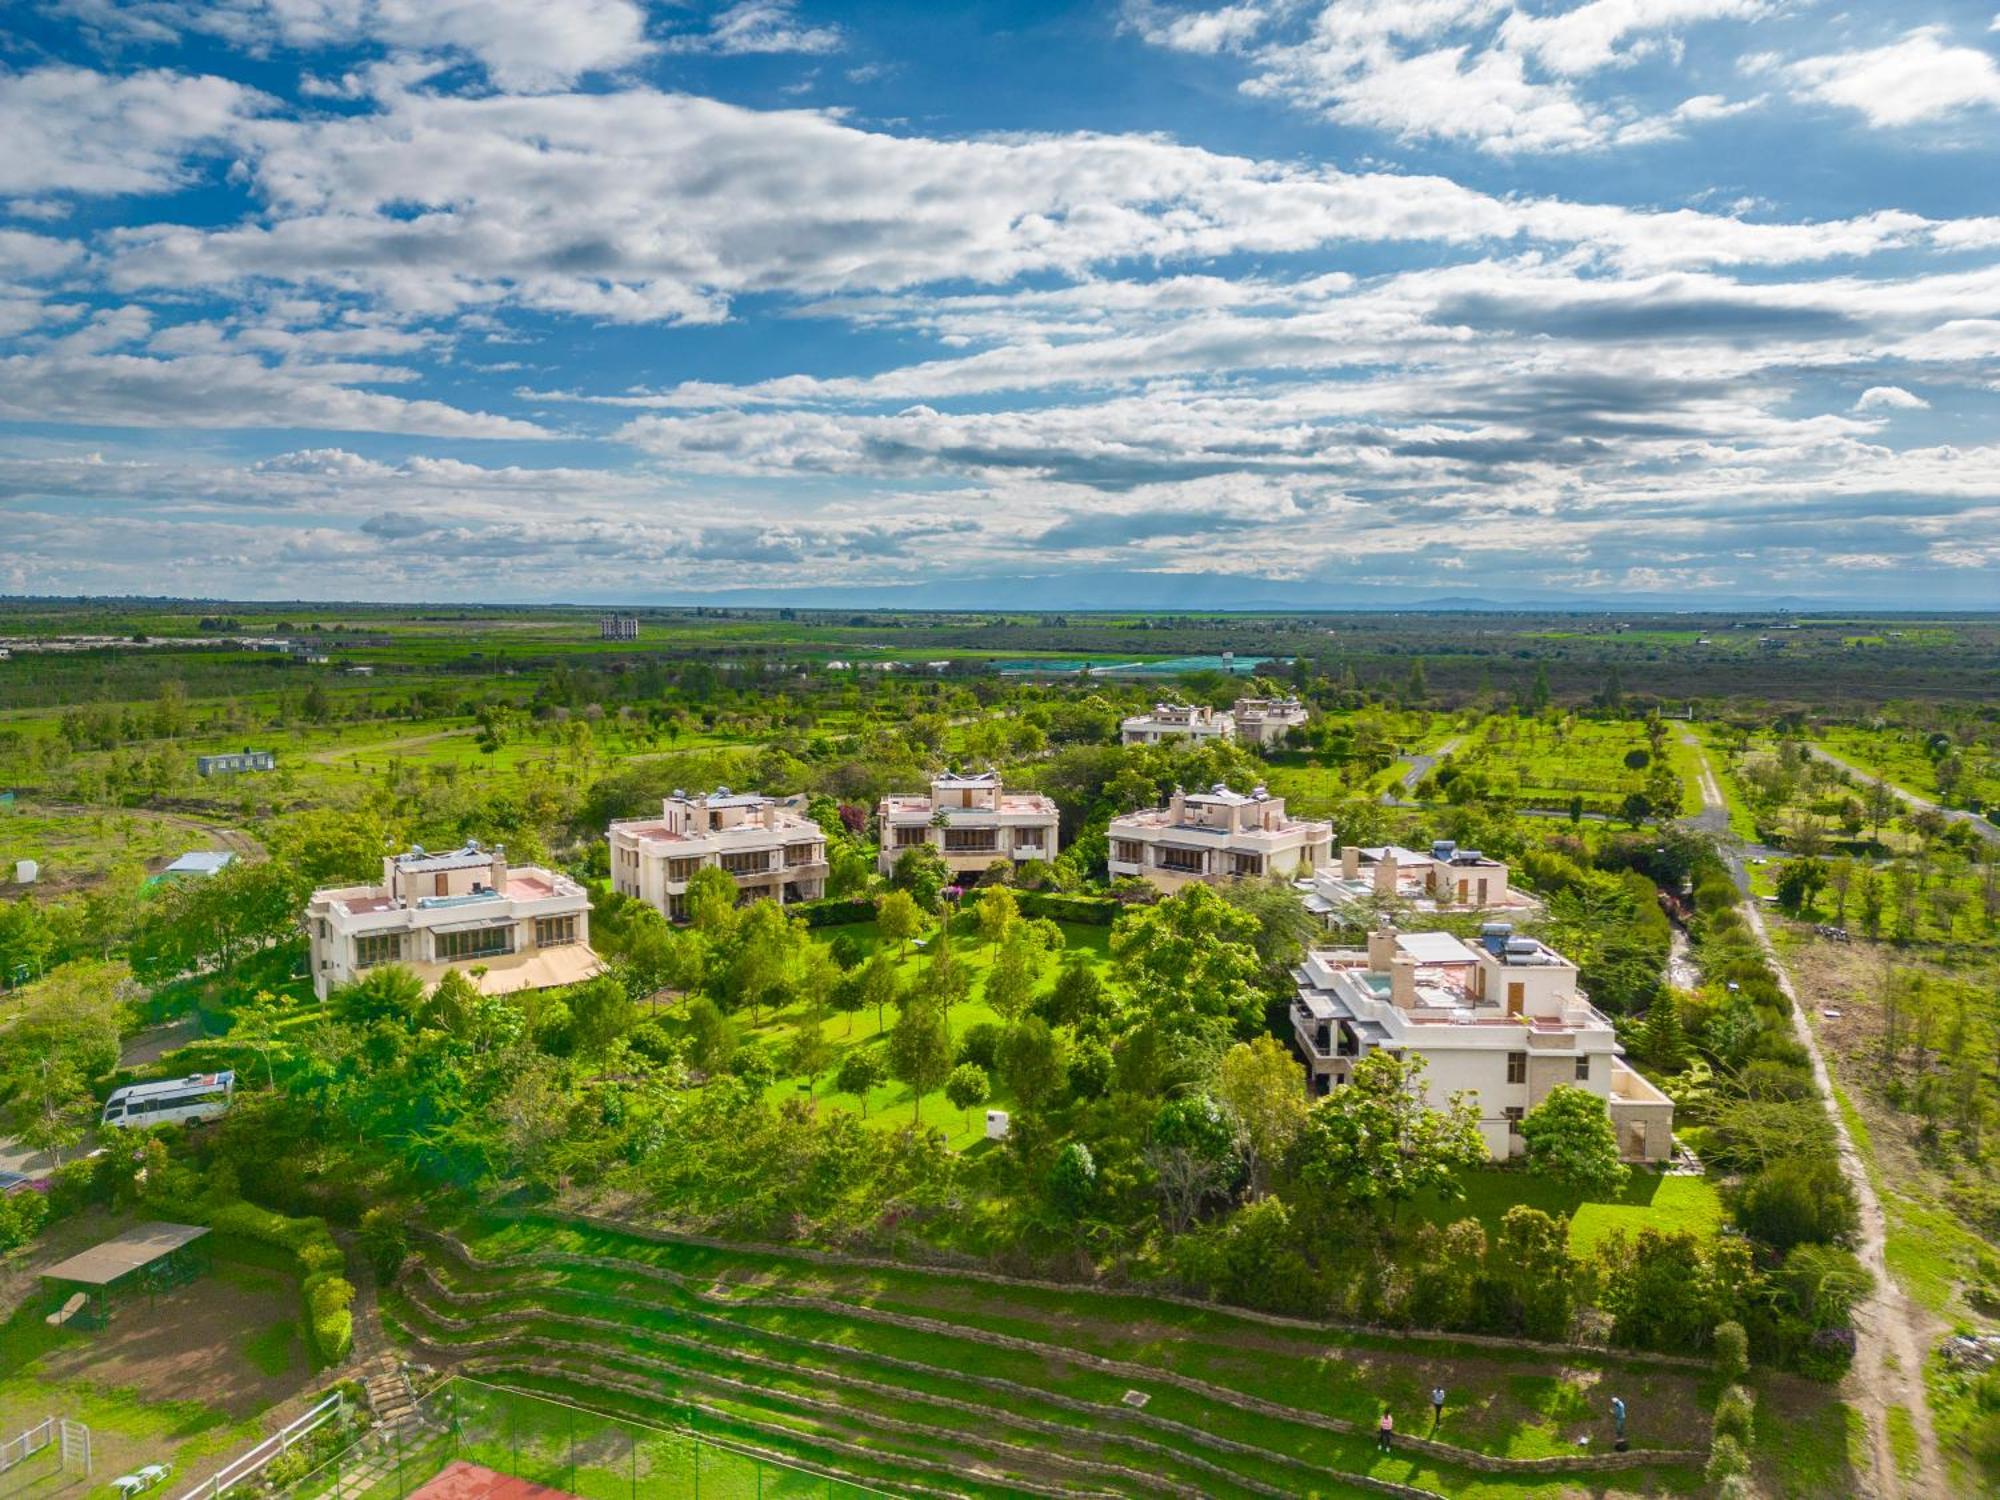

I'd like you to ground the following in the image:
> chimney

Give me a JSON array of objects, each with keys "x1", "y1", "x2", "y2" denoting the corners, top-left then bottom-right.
[
  {"x1": 1169, "y1": 786, "x2": 1186, "y2": 822},
  {"x1": 1373, "y1": 850, "x2": 1399, "y2": 894},
  {"x1": 489, "y1": 846, "x2": 507, "y2": 892},
  {"x1": 762, "y1": 803, "x2": 777, "y2": 830},
  {"x1": 1340, "y1": 845, "x2": 1361, "y2": 879},
  {"x1": 1367, "y1": 919, "x2": 1397, "y2": 972},
  {"x1": 1390, "y1": 953, "x2": 1419, "y2": 1009}
]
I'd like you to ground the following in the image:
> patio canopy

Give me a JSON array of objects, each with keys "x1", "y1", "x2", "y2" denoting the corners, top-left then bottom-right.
[{"x1": 41, "y1": 1222, "x2": 209, "y2": 1287}]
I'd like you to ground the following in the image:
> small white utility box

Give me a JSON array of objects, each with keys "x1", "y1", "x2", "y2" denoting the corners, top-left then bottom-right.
[
  {"x1": 13, "y1": 859, "x2": 36, "y2": 884},
  {"x1": 985, "y1": 1109, "x2": 1010, "y2": 1141}
]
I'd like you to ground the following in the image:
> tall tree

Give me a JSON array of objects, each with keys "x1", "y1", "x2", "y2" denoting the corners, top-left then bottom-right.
[
  {"x1": 888, "y1": 996, "x2": 953, "y2": 1122},
  {"x1": 1218, "y1": 1035, "x2": 1309, "y2": 1198},
  {"x1": 1286, "y1": 1052, "x2": 1485, "y2": 1229},
  {"x1": 1520, "y1": 1084, "x2": 1629, "y2": 1197}
]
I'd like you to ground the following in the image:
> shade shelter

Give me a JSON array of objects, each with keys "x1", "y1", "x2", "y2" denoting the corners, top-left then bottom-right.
[{"x1": 40, "y1": 1222, "x2": 210, "y2": 1328}]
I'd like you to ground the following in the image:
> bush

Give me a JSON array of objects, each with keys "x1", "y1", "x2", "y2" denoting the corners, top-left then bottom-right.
[
  {"x1": 1713, "y1": 1319, "x2": 1750, "y2": 1381},
  {"x1": 205, "y1": 1199, "x2": 352, "y2": 1364},
  {"x1": 789, "y1": 897, "x2": 879, "y2": 928},
  {"x1": 1712, "y1": 1384, "x2": 1755, "y2": 1446},
  {"x1": 1705, "y1": 1433, "x2": 1749, "y2": 1483},
  {"x1": 1015, "y1": 891, "x2": 1120, "y2": 926},
  {"x1": 1735, "y1": 1156, "x2": 1859, "y2": 1250},
  {"x1": 1796, "y1": 1326, "x2": 1858, "y2": 1381},
  {"x1": 957, "y1": 1021, "x2": 1004, "y2": 1072}
]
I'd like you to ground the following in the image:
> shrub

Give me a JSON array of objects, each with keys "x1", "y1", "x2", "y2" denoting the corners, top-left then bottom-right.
[
  {"x1": 1735, "y1": 1156, "x2": 1859, "y2": 1250},
  {"x1": 358, "y1": 1204, "x2": 411, "y2": 1279},
  {"x1": 1796, "y1": 1326, "x2": 1857, "y2": 1381},
  {"x1": 0, "y1": 1189, "x2": 48, "y2": 1251},
  {"x1": 957, "y1": 1021, "x2": 1003, "y2": 1072},
  {"x1": 789, "y1": 897, "x2": 879, "y2": 928},
  {"x1": 1705, "y1": 1434, "x2": 1749, "y2": 1483},
  {"x1": 205, "y1": 1199, "x2": 352, "y2": 1364},
  {"x1": 1712, "y1": 1383, "x2": 1755, "y2": 1447},
  {"x1": 1015, "y1": 891, "x2": 1120, "y2": 925},
  {"x1": 1713, "y1": 1319, "x2": 1750, "y2": 1381}
]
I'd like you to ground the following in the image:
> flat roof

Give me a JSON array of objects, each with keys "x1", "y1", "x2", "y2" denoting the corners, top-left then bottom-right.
[
  {"x1": 165, "y1": 851, "x2": 235, "y2": 874},
  {"x1": 42, "y1": 1222, "x2": 208, "y2": 1287},
  {"x1": 1397, "y1": 931, "x2": 1481, "y2": 965}
]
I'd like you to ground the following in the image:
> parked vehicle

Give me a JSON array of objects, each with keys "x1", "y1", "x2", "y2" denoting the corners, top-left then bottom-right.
[{"x1": 101, "y1": 1071, "x2": 235, "y2": 1130}]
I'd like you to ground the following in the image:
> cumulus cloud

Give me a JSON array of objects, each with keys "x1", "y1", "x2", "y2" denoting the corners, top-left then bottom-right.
[
  {"x1": 1853, "y1": 385, "x2": 1930, "y2": 411},
  {"x1": 0, "y1": 66, "x2": 265, "y2": 196},
  {"x1": 1782, "y1": 27, "x2": 2000, "y2": 128},
  {"x1": 63, "y1": 0, "x2": 652, "y2": 92}
]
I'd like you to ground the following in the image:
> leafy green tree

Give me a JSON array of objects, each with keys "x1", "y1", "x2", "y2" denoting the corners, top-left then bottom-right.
[
  {"x1": 1489, "y1": 1206, "x2": 1578, "y2": 1339},
  {"x1": 336, "y1": 964, "x2": 426, "y2": 1025},
  {"x1": 1775, "y1": 858, "x2": 1829, "y2": 916},
  {"x1": 679, "y1": 995, "x2": 735, "y2": 1074},
  {"x1": 976, "y1": 885, "x2": 1020, "y2": 947},
  {"x1": 0, "y1": 897, "x2": 57, "y2": 982},
  {"x1": 1735, "y1": 1156, "x2": 1858, "y2": 1251},
  {"x1": 1040, "y1": 953, "x2": 1116, "y2": 1035},
  {"x1": 891, "y1": 845, "x2": 951, "y2": 912},
  {"x1": 983, "y1": 925, "x2": 1047, "y2": 1023},
  {"x1": 876, "y1": 889, "x2": 924, "y2": 962},
  {"x1": 856, "y1": 950, "x2": 903, "y2": 1031},
  {"x1": 835, "y1": 1048, "x2": 888, "y2": 1114},
  {"x1": 1520, "y1": 1084, "x2": 1629, "y2": 1198},
  {"x1": 1148, "y1": 1092, "x2": 1238, "y2": 1231},
  {"x1": 12, "y1": 1056, "x2": 94, "y2": 1165},
  {"x1": 566, "y1": 975, "x2": 639, "y2": 1056},
  {"x1": 996, "y1": 1017, "x2": 1067, "y2": 1114},
  {"x1": 1286, "y1": 1052, "x2": 1485, "y2": 1229},
  {"x1": 1636, "y1": 996, "x2": 1688, "y2": 1072},
  {"x1": 1218, "y1": 1035, "x2": 1308, "y2": 1198},
  {"x1": 783, "y1": 1014, "x2": 835, "y2": 1093},
  {"x1": 1112, "y1": 883, "x2": 1265, "y2": 1035},
  {"x1": 685, "y1": 865, "x2": 742, "y2": 935},
  {"x1": 1048, "y1": 1141, "x2": 1097, "y2": 1221},
  {"x1": 888, "y1": 996, "x2": 953, "y2": 1122},
  {"x1": 945, "y1": 1062, "x2": 990, "y2": 1129}
]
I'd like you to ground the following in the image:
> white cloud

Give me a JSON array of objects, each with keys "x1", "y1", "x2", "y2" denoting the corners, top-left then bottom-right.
[
  {"x1": 1853, "y1": 385, "x2": 1929, "y2": 411},
  {"x1": 1783, "y1": 27, "x2": 2000, "y2": 128},
  {"x1": 0, "y1": 66, "x2": 264, "y2": 197},
  {"x1": 664, "y1": 2, "x2": 844, "y2": 57},
  {"x1": 64, "y1": 0, "x2": 652, "y2": 92}
]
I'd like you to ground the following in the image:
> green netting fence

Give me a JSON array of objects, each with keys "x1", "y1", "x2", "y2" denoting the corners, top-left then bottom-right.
[{"x1": 283, "y1": 1376, "x2": 897, "y2": 1500}]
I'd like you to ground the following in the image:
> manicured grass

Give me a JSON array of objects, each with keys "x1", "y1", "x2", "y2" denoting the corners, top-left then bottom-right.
[
  {"x1": 240, "y1": 1317, "x2": 305, "y2": 1378},
  {"x1": 1414, "y1": 1168, "x2": 1724, "y2": 1257}
]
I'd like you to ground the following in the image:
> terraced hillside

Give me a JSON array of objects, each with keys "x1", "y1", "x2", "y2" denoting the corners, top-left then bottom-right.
[{"x1": 382, "y1": 1213, "x2": 1714, "y2": 1500}]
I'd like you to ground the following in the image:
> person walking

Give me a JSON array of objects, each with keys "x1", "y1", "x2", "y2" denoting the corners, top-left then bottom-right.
[
  {"x1": 1430, "y1": 1386, "x2": 1446, "y2": 1435},
  {"x1": 1377, "y1": 1408, "x2": 1394, "y2": 1453},
  {"x1": 1610, "y1": 1395, "x2": 1628, "y2": 1453}
]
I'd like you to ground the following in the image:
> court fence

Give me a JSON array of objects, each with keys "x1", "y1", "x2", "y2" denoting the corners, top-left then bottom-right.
[{"x1": 281, "y1": 1375, "x2": 899, "y2": 1500}]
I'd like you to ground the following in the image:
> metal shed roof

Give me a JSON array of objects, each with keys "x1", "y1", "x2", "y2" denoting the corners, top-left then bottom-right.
[{"x1": 41, "y1": 1222, "x2": 209, "y2": 1287}]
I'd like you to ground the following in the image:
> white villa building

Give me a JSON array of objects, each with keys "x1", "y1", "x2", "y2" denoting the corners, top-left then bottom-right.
[
  {"x1": 1119, "y1": 703, "x2": 1235, "y2": 746},
  {"x1": 1108, "y1": 784, "x2": 1332, "y2": 893},
  {"x1": 1300, "y1": 841, "x2": 1539, "y2": 927},
  {"x1": 876, "y1": 770, "x2": 1060, "y2": 880},
  {"x1": 1290, "y1": 922, "x2": 1673, "y2": 1161},
  {"x1": 306, "y1": 842, "x2": 599, "y2": 1000},
  {"x1": 1230, "y1": 696, "x2": 1310, "y2": 746},
  {"x1": 609, "y1": 788, "x2": 827, "y2": 919}
]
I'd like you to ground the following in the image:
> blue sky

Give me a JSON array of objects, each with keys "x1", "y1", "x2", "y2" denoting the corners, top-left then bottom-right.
[{"x1": 3, "y1": 0, "x2": 1999, "y2": 605}]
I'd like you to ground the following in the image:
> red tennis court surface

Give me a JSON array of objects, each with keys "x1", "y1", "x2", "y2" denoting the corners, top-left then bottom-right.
[{"x1": 408, "y1": 1461, "x2": 579, "y2": 1500}]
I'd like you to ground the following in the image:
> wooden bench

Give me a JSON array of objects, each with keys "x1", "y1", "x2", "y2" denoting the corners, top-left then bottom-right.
[{"x1": 45, "y1": 1292, "x2": 86, "y2": 1328}]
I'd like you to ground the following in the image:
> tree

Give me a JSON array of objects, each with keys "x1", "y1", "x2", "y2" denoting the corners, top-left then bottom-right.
[
  {"x1": 856, "y1": 950, "x2": 904, "y2": 1031},
  {"x1": 945, "y1": 1062, "x2": 990, "y2": 1129},
  {"x1": 888, "y1": 996, "x2": 953, "y2": 1122},
  {"x1": 230, "y1": 989, "x2": 290, "y2": 1086},
  {"x1": 1112, "y1": 883, "x2": 1265, "y2": 1035},
  {"x1": 1041, "y1": 954, "x2": 1116, "y2": 1035},
  {"x1": 1520, "y1": 1085, "x2": 1629, "y2": 1197},
  {"x1": 1619, "y1": 791, "x2": 1652, "y2": 828},
  {"x1": 783, "y1": 1014, "x2": 835, "y2": 1093},
  {"x1": 680, "y1": 996, "x2": 735, "y2": 1075},
  {"x1": 685, "y1": 865, "x2": 742, "y2": 935},
  {"x1": 336, "y1": 964, "x2": 426, "y2": 1025},
  {"x1": 996, "y1": 1017, "x2": 1067, "y2": 1114},
  {"x1": 1286, "y1": 1052, "x2": 1485, "y2": 1228},
  {"x1": 976, "y1": 885, "x2": 1020, "y2": 948},
  {"x1": 1775, "y1": 858, "x2": 1828, "y2": 917},
  {"x1": 1735, "y1": 1156, "x2": 1858, "y2": 1251},
  {"x1": 13, "y1": 1055, "x2": 94, "y2": 1166},
  {"x1": 1636, "y1": 997, "x2": 1688, "y2": 1073},
  {"x1": 835, "y1": 1049, "x2": 888, "y2": 1114},
  {"x1": 1218, "y1": 1035, "x2": 1308, "y2": 1197},
  {"x1": 1147, "y1": 1092, "x2": 1238, "y2": 1232},
  {"x1": 983, "y1": 926, "x2": 1047, "y2": 1022},
  {"x1": 1489, "y1": 1206, "x2": 1578, "y2": 1340},
  {"x1": 1527, "y1": 663, "x2": 1552, "y2": 713},
  {"x1": 1047, "y1": 1141, "x2": 1097, "y2": 1221},
  {"x1": 876, "y1": 889, "x2": 924, "y2": 962},
  {"x1": 891, "y1": 845, "x2": 950, "y2": 912}
]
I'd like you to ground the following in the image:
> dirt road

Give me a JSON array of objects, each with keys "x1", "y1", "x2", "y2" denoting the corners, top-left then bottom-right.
[
  {"x1": 1684, "y1": 734, "x2": 1944, "y2": 1498},
  {"x1": 1804, "y1": 744, "x2": 1999, "y2": 845}
]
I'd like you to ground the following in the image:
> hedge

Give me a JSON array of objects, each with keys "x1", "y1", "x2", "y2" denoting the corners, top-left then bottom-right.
[
  {"x1": 788, "y1": 896, "x2": 879, "y2": 928},
  {"x1": 1016, "y1": 891, "x2": 1121, "y2": 926},
  {"x1": 207, "y1": 1200, "x2": 354, "y2": 1364}
]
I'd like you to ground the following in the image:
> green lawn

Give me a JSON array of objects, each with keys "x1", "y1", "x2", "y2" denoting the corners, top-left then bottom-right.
[{"x1": 1415, "y1": 1168, "x2": 1724, "y2": 1257}]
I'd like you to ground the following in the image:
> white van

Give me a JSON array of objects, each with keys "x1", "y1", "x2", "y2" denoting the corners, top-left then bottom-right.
[{"x1": 101, "y1": 1071, "x2": 236, "y2": 1130}]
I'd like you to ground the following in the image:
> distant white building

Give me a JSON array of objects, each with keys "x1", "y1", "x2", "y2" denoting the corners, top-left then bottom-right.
[
  {"x1": 610, "y1": 788, "x2": 827, "y2": 919},
  {"x1": 1120, "y1": 703, "x2": 1235, "y2": 746},
  {"x1": 1108, "y1": 784, "x2": 1331, "y2": 892},
  {"x1": 162, "y1": 851, "x2": 235, "y2": 879},
  {"x1": 1230, "y1": 696, "x2": 1310, "y2": 746},
  {"x1": 197, "y1": 749, "x2": 275, "y2": 777},
  {"x1": 306, "y1": 842, "x2": 598, "y2": 1000},
  {"x1": 1291, "y1": 922, "x2": 1673, "y2": 1161},
  {"x1": 600, "y1": 614, "x2": 639, "y2": 641},
  {"x1": 1300, "y1": 841, "x2": 1537, "y2": 926},
  {"x1": 876, "y1": 770, "x2": 1060, "y2": 880}
]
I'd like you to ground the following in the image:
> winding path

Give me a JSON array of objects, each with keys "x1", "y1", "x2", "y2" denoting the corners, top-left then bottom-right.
[
  {"x1": 1803, "y1": 744, "x2": 1999, "y2": 845},
  {"x1": 1683, "y1": 735, "x2": 1943, "y2": 1500}
]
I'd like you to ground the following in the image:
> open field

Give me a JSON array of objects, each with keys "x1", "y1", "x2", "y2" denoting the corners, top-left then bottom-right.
[{"x1": 1414, "y1": 1171, "x2": 1724, "y2": 1259}]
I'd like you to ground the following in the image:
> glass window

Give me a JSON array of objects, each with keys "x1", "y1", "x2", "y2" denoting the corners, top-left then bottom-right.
[{"x1": 1506, "y1": 1051, "x2": 1527, "y2": 1084}]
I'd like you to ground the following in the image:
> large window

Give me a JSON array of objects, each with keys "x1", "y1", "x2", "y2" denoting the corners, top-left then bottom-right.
[
  {"x1": 666, "y1": 857, "x2": 702, "y2": 881},
  {"x1": 1113, "y1": 840, "x2": 1143, "y2": 865},
  {"x1": 893, "y1": 826, "x2": 928, "y2": 848},
  {"x1": 784, "y1": 842, "x2": 823, "y2": 866},
  {"x1": 355, "y1": 932, "x2": 404, "y2": 969},
  {"x1": 435, "y1": 924, "x2": 514, "y2": 961},
  {"x1": 535, "y1": 914, "x2": 578, "y2": 948},
  {"x1": 1230, "y1": 852, "x2": 1265, "y2": 877},
  {"x1": 1156, "y1": 848, "x2": 1205, "y2": 874},
  {"x1": 943, "y1": 830, "x2": 998, "y2": 854},
  {"x1": 720, "y1": 851, "x2": 771, "y2": 876}
]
